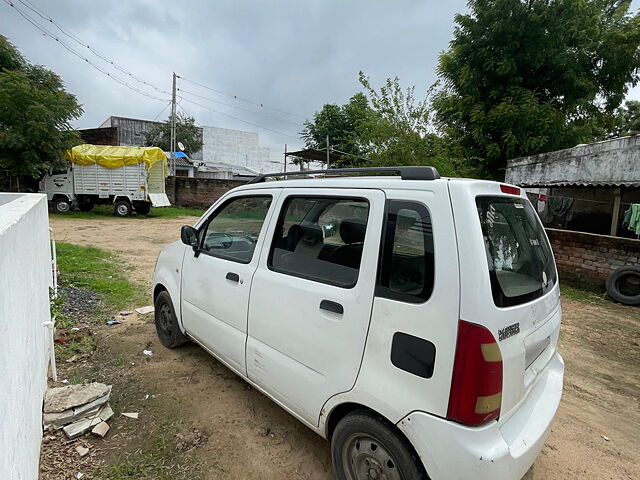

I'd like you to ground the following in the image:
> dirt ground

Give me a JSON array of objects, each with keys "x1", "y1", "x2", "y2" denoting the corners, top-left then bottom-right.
[{"x1": 49, "y1": 215, "x2": 640, "y2": 479}]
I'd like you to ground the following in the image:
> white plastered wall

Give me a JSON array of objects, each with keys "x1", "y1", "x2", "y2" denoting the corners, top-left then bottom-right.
[{"x1": 0, "y1": 193, "x2": 52, "y2": 479}]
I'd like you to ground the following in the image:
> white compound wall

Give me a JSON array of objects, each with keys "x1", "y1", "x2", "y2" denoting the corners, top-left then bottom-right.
[{"x1": 0, "y1": 193, "x2": 52, "y2": 480}]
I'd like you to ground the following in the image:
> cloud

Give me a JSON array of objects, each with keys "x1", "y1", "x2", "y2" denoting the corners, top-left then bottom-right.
[{"x1": 2, "y1": 0, "x2": 637, "y2": 161}]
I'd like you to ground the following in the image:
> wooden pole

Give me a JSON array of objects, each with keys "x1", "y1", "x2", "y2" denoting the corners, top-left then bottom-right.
[{"x1": 610, "y1": 187, "x2": 622, "y2": 237}]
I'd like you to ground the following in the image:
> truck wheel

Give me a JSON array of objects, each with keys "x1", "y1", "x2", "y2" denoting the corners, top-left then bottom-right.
[
  {"x1": 79, "y1": 200, "x2": 94, "y2": 212},
  {"x1": 154, "y1": 291, "x2": 189, "y2": 348},
  {"x1": 606, "y1": 266, "x2": 640, "y2": 306},
  {"x1": 53, "y1": 198, "x2": 72, "y2": 214},
  {"x1": 331, "y1": 410, "x2": 428, "y2": 480},
  {"x1": 134, "y1": 202, "x2": 151, "y2": 215},
  {"x1": 114, "y1": 200, "x2": 132, "y2": 217}
]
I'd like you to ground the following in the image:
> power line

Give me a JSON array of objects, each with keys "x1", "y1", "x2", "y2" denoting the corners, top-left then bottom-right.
[
  {"x1": 177, "y1": 75, "x2": 307, "y2": 120},
  {"x1": 177, "y1": 88, "x2": 302, "y2": 127},
  {"x1": 15, "y1": 0, "x2": 170, "y2": 96},
  {"x1": 178, "y1": 96, "x2": 300, "y2": 140},
  {"x1": 2, "y1": 0, "x2": 167, "y2": 102},
  {"x1": 153, "y1": 101, "x2": 172, "y2": 121}
]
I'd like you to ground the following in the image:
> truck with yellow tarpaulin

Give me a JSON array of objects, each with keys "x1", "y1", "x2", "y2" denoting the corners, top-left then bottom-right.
[{"x1": 39, "y1": 144, "x2": 170, "y2": 216}]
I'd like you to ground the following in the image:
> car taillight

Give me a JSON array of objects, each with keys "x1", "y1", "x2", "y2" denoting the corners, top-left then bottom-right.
[
  {"x1": 500, "y1": 184, "x2": 521, "y2": 195},
  {"x1": 447, "y1": 320, "x2": 503, "y2": 427}
]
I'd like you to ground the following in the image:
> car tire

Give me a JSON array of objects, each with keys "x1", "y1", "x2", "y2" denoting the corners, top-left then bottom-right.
[
  {"x1": 134, "y1": 202, "x2": 151, "y2": 215},
  {"x1": 53, "y1": 197, "x2": 72, "y2": 213},
  {"x1": 154, "y1": 291, "x2": 189, "y2": 348},
  {"x1": 605, "y1": 266, "x2": 640, "y2": 306},
  {"x1": 331, "y1": 410, "x2": 428, "y2": 480},
  {"x1": 114, "y1": 200, "x2": 132, "y2": 217}
]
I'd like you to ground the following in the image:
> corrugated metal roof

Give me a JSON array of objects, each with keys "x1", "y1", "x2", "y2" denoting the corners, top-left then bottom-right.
[{"x1": 517, "y1": 181, "x2": 640, "y2": 187}]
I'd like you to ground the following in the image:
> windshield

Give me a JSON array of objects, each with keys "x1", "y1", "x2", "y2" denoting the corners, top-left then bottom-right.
[{"x1": 476, "y1": 196, "x2": 557, "y2": 307}]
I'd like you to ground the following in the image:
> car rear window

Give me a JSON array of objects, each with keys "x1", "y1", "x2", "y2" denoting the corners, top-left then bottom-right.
[{"x1": 476, "y1": 196, "x2": 557, "y2": 307}]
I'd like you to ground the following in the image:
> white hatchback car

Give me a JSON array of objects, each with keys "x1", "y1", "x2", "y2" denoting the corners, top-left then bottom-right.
[{"x1": 152, "y1": 167, "x2": 564, "y2": 480}]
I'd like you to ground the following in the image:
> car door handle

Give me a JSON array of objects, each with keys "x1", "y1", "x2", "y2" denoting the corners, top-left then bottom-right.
[
  {"x1": 226, "y1": 272, "x2": 240, "y2": 283},
  {"x1": 320, "y1": 300, "x2": 343, "y2": 315}
]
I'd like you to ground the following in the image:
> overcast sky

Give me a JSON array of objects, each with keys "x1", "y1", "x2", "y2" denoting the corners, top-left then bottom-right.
[{"x1": 1, "y1": 0, "x2": 639, "y2": 163}]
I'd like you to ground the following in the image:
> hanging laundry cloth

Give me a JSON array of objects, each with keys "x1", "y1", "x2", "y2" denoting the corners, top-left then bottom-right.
[
  {"x1": 545, "y1": 196, "x2": 574, "y2": 227},
  {"x1": 627, "y1": 204, "x2": 640, "y2": 235},
  {"x1": 622, "y1": 206, "x2": 632, "y2": 230}
]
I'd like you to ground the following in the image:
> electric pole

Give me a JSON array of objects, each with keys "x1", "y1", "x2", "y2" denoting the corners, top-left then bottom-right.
[
  {"x1": 170, "y1": 72, "x2": 177, "y2": 176},
  {"x1": 326, "y1": 134, "x2": 330, "y2": 169}
]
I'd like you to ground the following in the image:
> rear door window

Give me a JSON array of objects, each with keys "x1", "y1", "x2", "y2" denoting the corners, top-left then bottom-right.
[
  {"x1": 376, "y1": 201, "x2": 434, "y2": 303},
  {"x1": 476, "y1": 196, "x2": 557, "y2": 307},
  {"x1": 269, "y1": 196, "x2": 370, "y2": 288}
]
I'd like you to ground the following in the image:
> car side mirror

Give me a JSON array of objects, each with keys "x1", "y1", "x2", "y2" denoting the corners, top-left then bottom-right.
[{"x1": 181, "y1": 225, "x2": 199, "y2": 249}]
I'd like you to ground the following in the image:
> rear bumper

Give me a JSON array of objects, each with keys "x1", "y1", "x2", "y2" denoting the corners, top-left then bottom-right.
[{"x1": 397, "y1": 352, "x2": 564, "y2": 480}]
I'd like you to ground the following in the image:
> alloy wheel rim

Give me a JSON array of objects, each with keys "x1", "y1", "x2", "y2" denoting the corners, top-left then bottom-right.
[
  {"x1": 342, "y1": 434, "x2": 402, "y2": 480},
  {"x1": 117, "y1": 204, "x2": 129, "y2": 215},
  {"x1": 57, "y1": 202, "x2": 70, "y2": 212}
]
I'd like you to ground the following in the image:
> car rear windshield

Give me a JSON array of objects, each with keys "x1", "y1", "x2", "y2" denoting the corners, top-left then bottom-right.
[{"x1": 476, "y1": 196, "x2": 557, "y2": 307}]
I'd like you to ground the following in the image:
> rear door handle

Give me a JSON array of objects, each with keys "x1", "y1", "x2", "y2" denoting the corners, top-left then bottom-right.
[
  {"x1": 320, "y1": 300, "x2": 343, "y2": 315},
  {"x1": 226, "y1": 272, "x2": 240, "y2": 283}
]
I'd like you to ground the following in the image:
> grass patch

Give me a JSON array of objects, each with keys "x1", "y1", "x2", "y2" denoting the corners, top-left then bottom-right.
[
  {"x1": 561, "y1": 285, "x2": 610, "y2": 306},
  {"x1": 56, "y1": 242, "x2": 147, "y2": 313},
  {"x1": 60, "y1": 205, "x2": 204, "y2": 219}
]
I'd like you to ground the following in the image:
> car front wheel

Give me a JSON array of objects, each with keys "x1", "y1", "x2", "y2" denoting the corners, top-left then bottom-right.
[
  {"x1": 331, "y1": 411, "x2": 428, "y2": 480},
  {"x1": 154, "y1": 290, "x2": 189, "y2": 348}
]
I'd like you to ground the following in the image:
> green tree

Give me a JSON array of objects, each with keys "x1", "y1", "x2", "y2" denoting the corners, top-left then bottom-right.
[
  {"x1": 0, "y1": 35, "x2": 82, "y2": 187},
  {"x1": 300, "y1": 93, "x2": 372, "y2": 167},
  {"x1": 610, "y1": 100, "x2": 640, "y2": 136},
  {"x1": 144, "y1": 113, "x2": 203, "y2": 155},
  {"x1": 433, "y1": 0, "x2": 640, "y2": 177}
]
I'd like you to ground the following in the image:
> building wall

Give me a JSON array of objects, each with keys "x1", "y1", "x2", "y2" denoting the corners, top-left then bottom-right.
[
  {"x1": 506, "y1": 135, "x2": 640, "y2": 186},
  {"x1": 547, "y1": 228, "x2": 640, "y2": 290},
  {"x1": 0, "y1": 193, "x2": 52, "y2": 480},
  {"x1": 201, "y1": 126, "x2": 270, "y2": 173},
  {"x1": 166, "y1": 176, "x2": 246, "y2": 209},
  {"x1": 78, "y1": 127, "x2": 119, "y2": 146}
]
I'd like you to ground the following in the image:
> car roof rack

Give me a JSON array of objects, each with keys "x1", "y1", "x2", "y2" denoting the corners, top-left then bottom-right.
[{"x1": 247, "y1": 166, "x2": 440, "y2": 184}]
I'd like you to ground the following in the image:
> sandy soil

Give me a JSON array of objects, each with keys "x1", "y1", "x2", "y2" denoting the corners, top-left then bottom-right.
[{"x1": 49, "y1": 215, "x2": 640, "y2": 479}]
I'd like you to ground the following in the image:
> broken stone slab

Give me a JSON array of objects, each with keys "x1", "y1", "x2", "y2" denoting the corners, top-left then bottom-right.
[
  {"x1": 44, "y1": 383, "x2": 112, "y2": 413},
  {"x1": 73, "y1": 392, "x2": 111, "y2": 417},
  {"x1": 134, "y1": 305, "x2": 154, "y2": 315},
  {"x1": 98, "y1": 403, "x2": 114, "y2": 422},
  {"x1": 119, "y1": 311, "x2": 133, "y2": 316},
  {"x1": 91, "y1": 421, "x2": 110, "y2": 438},
  {"x1": 76, "y1": 446, "x2": 89, "y2": 457},
  {"x1": 63, "y1": 416, "x2": 102, "y2": 439},
  {"x1": 121, "y1": 412, "x2": 139, "y2": 419},
  {"x1": 43, "y1": 394, "x2": 110, "y2": 430}
]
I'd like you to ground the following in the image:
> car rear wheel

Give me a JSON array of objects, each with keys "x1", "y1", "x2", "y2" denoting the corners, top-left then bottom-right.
[
  {"x1": 154, "y1": 291, "x2": 189, "y2": 348},
  {"x1": 331, "y1": 411, "x2": 428, "y2": 480}
]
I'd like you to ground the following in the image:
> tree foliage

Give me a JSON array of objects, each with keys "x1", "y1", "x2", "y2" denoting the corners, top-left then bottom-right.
[
  {"x1": 144, "y1": 113, "x2": 203, "y2": 155},
  {"x1": 610, "y1": 100, "x2": 640, "y2": 136},
  {"x1": 300, "y1": 74, "x2": 474, "y2": 176},
  {"x1": 433, "y1": 0, "x2": 640, "y2": 177},
  {"x1": 0, "y1": 35, "x2": 82, "y2": 183},
  {"x1": 300, "y1": 93, "x2": 371, "y2": 167}
]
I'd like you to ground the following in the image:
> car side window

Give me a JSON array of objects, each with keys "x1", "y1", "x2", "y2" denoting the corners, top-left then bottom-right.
[
  {"x1": 269, "y1": 196, "x2": 370, "y2": 288},
  {"x1": 200, "y1": 195, "x2": 272, "y2": 264},
  {"x1": 376, "y1": 200, "x2": 434, "y2": 303}
]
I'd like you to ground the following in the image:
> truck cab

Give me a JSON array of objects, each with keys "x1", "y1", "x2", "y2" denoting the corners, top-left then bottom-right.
[{"x1": 39, "y1": 166, "x2": 74, "y2": 213}]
